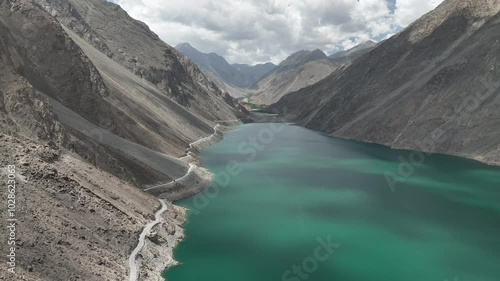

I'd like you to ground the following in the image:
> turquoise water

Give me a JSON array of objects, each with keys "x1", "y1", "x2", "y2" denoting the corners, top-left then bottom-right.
[{"x1": 164, "y1": 123, "x2": 500, "y2": 281}]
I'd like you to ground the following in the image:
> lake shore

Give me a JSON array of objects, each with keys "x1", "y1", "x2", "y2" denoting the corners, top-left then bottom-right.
[
  {"x1": 331, "y1": 132, "x2": 500, "y2": 167},
  {"x1": 145, "y1": 124, "x2": 227, "y2": 201},
  {"x1": 135, "y1": 124, "x2": 233, "y2": 281}
]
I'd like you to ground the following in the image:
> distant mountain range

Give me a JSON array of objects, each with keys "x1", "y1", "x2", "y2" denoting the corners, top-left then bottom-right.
[
  {"x1": 177, "y1": 42, "x2": 375, "y2": 103},
  {"x1": 250, "y1": 42, "x2": 376, "y2": 104},
  {"x1": 176, "y1": 43, "x2": 276, "y2": 91},
  {"x1": 272, "y1": 49, "x2": 328, "y2": 73}
]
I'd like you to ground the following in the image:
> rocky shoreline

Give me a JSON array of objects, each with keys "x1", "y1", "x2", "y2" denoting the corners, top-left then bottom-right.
[
  {"x1": 131, "y1": 201, "x2": 187, "y2": 281},
  {"x1": 132, "y1": 124, "x2": 230, "y2": 281},
  {"x1": 145, "y1": 124, "x2": 225, "y2": 201}
]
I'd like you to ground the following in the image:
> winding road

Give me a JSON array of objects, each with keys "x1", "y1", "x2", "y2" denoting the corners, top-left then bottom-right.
[
  {"x1": 143, "y1": 164, "x2": 196, "y2": 192},
  {"x1": 188, "y1": 124, "x2": 222, "y2": 150},
  {"x1": 128, "y1": 199, "x2": 168, "y2": 281},
  {"x1": 128, "y1": 123, "x2": 223, "y2": 281}
]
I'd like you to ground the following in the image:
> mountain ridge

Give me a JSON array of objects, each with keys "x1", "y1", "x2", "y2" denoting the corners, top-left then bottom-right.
[
  {"x1": 175, "y1": 42, "x2": 275, "y2": 90},
  {"x1": 251, "y1": 42, "x2": 376, "y2": 104},
  {"x1": 272, "y1": 49, "x2": 328, "y2": 74},
  {"x1": 176, "y1": 42, "x2": 375, "y2": 104}
]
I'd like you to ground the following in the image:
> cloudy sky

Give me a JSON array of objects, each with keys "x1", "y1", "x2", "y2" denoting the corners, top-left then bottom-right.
[{"x1": 112, "y1": 0, "x2": 444, "y2": 64}]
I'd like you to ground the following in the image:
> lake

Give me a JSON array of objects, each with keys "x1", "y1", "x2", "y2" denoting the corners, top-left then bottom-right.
[{"x1": 164, "y1": 123, "x2": 500, "y2": 281}]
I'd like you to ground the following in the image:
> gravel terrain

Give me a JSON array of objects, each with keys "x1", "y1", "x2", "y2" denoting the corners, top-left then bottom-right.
[{"x1": 0, "y1": 135, "x2": 186, "y2": 281}]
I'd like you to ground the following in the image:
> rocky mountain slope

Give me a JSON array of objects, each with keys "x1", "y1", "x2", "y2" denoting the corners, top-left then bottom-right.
[
  {"x1": 0, "y1": 0, "x2": 247, "y2": 191},
  {"x1": 35, "y1": 0, "x2": 243, "y2": 121},
  {"x1": 270, "y1": 0, "x2": 500, "y2": 164},
  {"x1": 0, "y1": 0, "x2": 246, "y2": 280},
  {"x1": 251, "y1": 58, "x2": 340, "y2": 105},
  {"x1": 0, "y1": 0, "x2": 168, "y2": 186},
  {"x1": 252, "y1": 43, "x2": 376, "y2": 104},
  {"x1": 28, "y1": 0, "x2": 246, "y2": 160},
  {"x1": 0, "y1": 135, "x2": 186, "y2": 281},
  {"x1": 272, "y1": 49, "x2": 328, "y2": 73}
]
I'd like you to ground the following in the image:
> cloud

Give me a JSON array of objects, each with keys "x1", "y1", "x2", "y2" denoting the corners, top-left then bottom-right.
[
  {"x1": 114, "y1": 0, "x2": 444, "y2": 64},
  {"x1": 394, "y1": 0, "x2": 443, "y2": 26}
]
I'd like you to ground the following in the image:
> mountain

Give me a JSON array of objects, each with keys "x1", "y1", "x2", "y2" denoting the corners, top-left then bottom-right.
[
  {"x1": 38, "y1": 1, "x2": 245, "y2": 126},
  {"x1": 20, "y1": 0, "x2": 247, "y2": 190},
  {"x1": 270, "y1": 0, "x2": 500, "y2": 165},
  {"x1": 251, "y1": 58, "x2": 340, "y2": 105},
  {"x1": 176, "y1": 43, "x2": 251, "y2": 88},
  {"x1": 329, "y1": 40, "x2": 378, "y2": 60},
  {"x1": 0, "y1": 0, "x2": 246, "y2": 280},
  {"x1": 251, "y1": 43, "x2": 376, "y2": 104},
  {"x1": 176, "y1": 43, "x2": 276, "y2": 94},
  {"x1": 272, "y1": 49, "x2": 328, "y2": 73},
  {"x1": 175, "y1": 44, "x2": 373, "y2": 104}
]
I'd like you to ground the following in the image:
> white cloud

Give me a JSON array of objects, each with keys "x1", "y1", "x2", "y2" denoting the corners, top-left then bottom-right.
[
  {"x1": 114, "y1": 0, "x2": 444, "y2": 64},
  {"x1": 393, "y1": 0, "x2": 443, "y2": 27}
]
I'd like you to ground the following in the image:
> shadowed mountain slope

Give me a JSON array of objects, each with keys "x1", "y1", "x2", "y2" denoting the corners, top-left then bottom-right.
[
  {"x1": 0, "y1": 1, "x2": 198, "y2": 280},
  {"x1": 0, "y1": 0, "x2": 249, "y2": 205},
  {"x1": 35, "y1": 0, "x2": 245, "y2": 123}
]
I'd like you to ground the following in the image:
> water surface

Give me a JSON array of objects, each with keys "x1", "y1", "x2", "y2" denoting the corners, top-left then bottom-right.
[{"x1": 164, "y1": 123, "x2": 500, "y2": 281}]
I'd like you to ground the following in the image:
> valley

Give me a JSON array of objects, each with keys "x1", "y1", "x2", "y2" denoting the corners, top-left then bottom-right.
[
  {"x1": 176, "y1": 41, "x2": 376, "y2": 104},
  {"x1": 1, "y1": 0, "x2": 499, "y2": 280}
]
